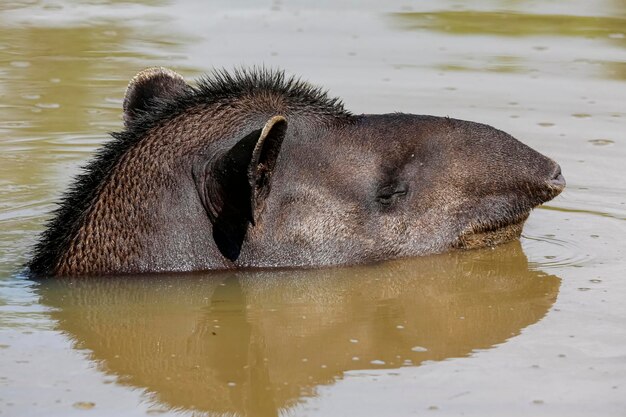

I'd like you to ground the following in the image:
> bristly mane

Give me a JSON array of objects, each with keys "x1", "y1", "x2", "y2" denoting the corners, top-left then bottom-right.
[
  {"x1": 28, "y1": 67, "x2": 352, "y2": 276},
  {"x1": 197, "y1": 68, "x2": 351, "y2": 118}
]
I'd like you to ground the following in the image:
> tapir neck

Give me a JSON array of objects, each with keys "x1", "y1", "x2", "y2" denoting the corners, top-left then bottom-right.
[{"x1": 54, "y1": 118, "x2": 233, "y2": 276}]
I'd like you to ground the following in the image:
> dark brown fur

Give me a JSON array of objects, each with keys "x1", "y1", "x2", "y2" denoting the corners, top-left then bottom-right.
[{"x1": 29, "y1": 67, "x2": 564, "y2": 277}]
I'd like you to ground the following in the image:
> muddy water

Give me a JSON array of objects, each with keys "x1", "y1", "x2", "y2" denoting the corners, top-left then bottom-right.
[{"x1": 0, "y1": 1, "x2": 624, "y2": 416}]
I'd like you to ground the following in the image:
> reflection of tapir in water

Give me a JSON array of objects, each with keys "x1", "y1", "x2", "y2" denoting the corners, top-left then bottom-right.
[
  {"x1": 29, "y1": 67, "x2": 565, "y2": 276},
  {"x1": 38, "y1": 242, "x2": 559, "y2": 416}
]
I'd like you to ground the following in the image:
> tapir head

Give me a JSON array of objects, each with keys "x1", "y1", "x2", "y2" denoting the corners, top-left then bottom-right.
[
  {"x1": 29, "y1": 67, "x2": 565, "y2": 276},
  {"x1": 243, "y1": 113, "x2": 565, "y2": 267}
]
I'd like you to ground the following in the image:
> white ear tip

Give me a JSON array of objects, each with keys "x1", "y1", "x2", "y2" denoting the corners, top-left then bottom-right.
[
  {"x1": 127, "y1": 67, "x2": 184, "y2": 88},
  {"x1": 261, "y1": 116, "x2": 287, "y2": 137}
]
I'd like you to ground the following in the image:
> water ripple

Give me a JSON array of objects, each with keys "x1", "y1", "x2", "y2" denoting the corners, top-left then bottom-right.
[{"x1": 523, "y1": 232, "x2": 594, "y2": 269}]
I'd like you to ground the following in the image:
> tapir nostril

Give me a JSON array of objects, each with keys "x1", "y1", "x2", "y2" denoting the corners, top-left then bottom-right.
[
  {"x1": 548, "y1": 165, "x2": 565, "y2": 193},
  {"x1": 551, "y1": 173, "x2": 566, "y2": 187},
  {"x1": 547, "y1": 165, "x2": 566, "y2": 189}
]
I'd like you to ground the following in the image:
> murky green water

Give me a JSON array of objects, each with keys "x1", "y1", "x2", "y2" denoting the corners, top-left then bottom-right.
[{"x1": 1, "y1": 1, "x2": 625, "y2": 416}]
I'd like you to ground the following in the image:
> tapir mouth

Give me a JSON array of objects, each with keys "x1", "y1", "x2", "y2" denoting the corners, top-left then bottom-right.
[
  {"x1": 453, "y1": 211, "x2": 530, "y2": 250},
  {"x1": 454, "y1": 166, "x2": 566, "y2": 251}
]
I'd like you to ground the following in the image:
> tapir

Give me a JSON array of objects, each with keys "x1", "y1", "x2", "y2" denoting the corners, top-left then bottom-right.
[{"x1": 28, "y1": 67, "x2": 565, "y2": 276}]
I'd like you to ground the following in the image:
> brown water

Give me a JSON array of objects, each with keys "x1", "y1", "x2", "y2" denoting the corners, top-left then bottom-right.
[{"x1": 0, "y1": 1, "x2": 625, "y2": 416}]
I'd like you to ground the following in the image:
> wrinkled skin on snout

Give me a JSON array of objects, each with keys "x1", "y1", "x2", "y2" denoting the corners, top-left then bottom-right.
[
  {"x1": 248, "y1": 114, "x2": 564, "y2": 268},
  {"x1": 29, "y1": 68, "x2": 565, "y2": 276}
]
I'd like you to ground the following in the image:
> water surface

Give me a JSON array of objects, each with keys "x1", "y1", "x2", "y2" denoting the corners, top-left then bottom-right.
[{"x1": 1, "y1": 1, "x2": 625, "y2": 416}]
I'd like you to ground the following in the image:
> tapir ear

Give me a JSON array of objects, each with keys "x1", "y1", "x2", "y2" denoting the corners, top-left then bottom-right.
[
  {"x1": 212, "y1": 115, "x2": 288, "y2": 223},
  {"x1": 123, "y1": 67, "x2": 190, "y2": 127},
  {"x1": 206, "y1": 116, "x2": 288, "y2": 261},
  {"x1": 247, "y1": 116, "x2": 288, "y2": 217}
]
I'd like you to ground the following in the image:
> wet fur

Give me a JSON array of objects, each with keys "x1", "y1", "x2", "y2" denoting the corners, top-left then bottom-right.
[
  {"x1": 29, "y1": 68, "x2": 563, "y2": 277},
  {"x1": 28, "y1": 68, "x2": 350, "y2": 276}
]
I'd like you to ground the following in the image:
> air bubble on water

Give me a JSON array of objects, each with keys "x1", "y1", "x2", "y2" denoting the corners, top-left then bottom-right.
[
  {"x1": 588, "y1": 139, "x2": 614, "y2": 146},
  {"x1": 72, "y1": 402, "x2": 95, "y2": 410},
  {"x1": 36, "y1": 103, "x2": 60, "y2": 109},
  {"x1": 411, "y1": 346, "x2": 428, "y2": 352}
]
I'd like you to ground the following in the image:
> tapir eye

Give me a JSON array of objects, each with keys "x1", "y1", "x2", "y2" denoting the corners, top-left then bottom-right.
[{"x1": 376, "y1": 183, "x2": 408, "y2": 206}]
